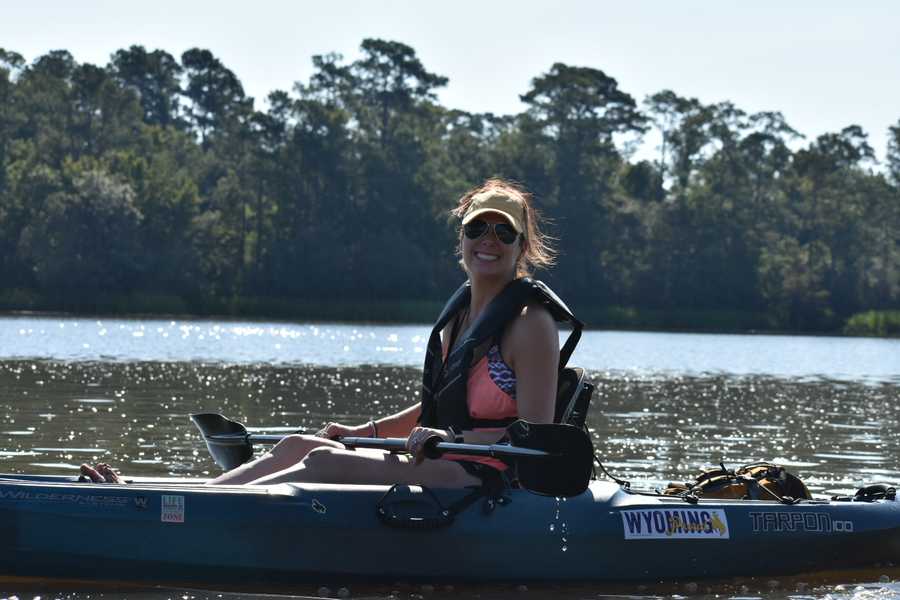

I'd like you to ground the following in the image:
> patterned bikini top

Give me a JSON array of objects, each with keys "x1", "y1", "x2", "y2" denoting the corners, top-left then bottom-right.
[{"x1": 486, "y1": 344, "x2": 516, "y2": 399}]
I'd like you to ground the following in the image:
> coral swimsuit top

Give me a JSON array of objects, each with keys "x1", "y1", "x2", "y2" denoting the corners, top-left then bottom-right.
[{"x1": 442, "y1": 342, "x2": 517, "y2": 471}]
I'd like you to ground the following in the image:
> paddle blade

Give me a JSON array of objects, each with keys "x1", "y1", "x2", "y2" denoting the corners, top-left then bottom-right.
[
  {"x1": 190, "y1": 413, "x2": 255, "y2": 471},
  {"x1": 506, "y1": 420, "x2": 593, "y2": 497}
]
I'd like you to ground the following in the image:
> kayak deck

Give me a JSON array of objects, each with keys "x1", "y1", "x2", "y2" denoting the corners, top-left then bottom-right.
[{"x1": 1, "y1": 474, "x2": 898, "y2": 584}]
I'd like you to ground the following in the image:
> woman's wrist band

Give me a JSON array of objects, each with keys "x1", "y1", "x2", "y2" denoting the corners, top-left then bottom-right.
[{"x1": 446, "y1": 426, "x2": 464, "y2": 443}]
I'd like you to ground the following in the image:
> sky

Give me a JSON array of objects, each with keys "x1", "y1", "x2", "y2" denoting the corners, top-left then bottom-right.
[{"x1": 3, "y1": 1, "x2": 899, "y2": 163}]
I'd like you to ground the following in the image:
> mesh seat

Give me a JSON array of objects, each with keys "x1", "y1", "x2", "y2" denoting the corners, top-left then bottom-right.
[{"x1": 554, "y1": 367, "x2": 593, "y2": 428}]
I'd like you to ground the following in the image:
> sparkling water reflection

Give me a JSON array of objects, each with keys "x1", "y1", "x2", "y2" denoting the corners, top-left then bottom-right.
[
  {"x1": 2, "y1": 315, "x2": 899, "y2": 381},
  {"x1": 2, "y1": 361, "x2": 898, "y2": 493},
  {"x1": 0, "y1": 315, "x2": 899, "y2": 599}
]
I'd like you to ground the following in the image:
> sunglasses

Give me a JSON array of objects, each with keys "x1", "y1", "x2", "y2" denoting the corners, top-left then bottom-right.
[{"x1": 463, "y1": 219, "x2": 521, "y2": 244}]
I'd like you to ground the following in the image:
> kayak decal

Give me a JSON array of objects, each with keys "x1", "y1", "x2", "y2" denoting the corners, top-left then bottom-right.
[
  {"x1": 311, "y1": 498, "x2": 327, "y2": 514},
  {"x1": 0, "y1": 490, "x2": 129, "y2": 507},
  {"x1": 134, "y1": 496, "x2": 149, "y2": 511},
  {"x1": 749, "y1": 512, "x2": 854, "y2": 533},
  {"x1": 161, "y1": 494, "x2": 185, "y2": 523},
  {"x1": 621, "y1": 509, "x2": 730, "y2": 540}
]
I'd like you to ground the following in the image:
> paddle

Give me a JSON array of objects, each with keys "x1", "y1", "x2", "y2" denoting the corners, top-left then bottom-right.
[{"x1": 190, "y1": 413, "x2": 593, "y2": 497}]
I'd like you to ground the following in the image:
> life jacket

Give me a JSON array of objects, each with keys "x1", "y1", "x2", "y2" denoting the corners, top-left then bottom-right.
[{"x1": 419, "y1": 277, "x2": 583, "y2": 432}]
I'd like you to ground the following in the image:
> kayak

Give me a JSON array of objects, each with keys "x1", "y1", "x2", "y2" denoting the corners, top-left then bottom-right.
[{"x1": 1, "y1": 474, "x2": 898, "y2": 584}]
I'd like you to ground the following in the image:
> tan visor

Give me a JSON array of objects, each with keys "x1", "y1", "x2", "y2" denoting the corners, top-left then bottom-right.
[{"x1": 461, "y1": 191, "x2": 526, "y2": 234}]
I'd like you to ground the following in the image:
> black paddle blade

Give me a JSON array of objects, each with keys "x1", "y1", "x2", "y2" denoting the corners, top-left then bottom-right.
[
  {"x1": 506, "y1": 420, "x2": 593, "y2": 497},
  {"x1": 190, "y1": 413, "x2": 255, "y2": 471}
]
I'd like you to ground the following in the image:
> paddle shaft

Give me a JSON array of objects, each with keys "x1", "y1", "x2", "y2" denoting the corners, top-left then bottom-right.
[{"x1": 205, "y1": 432, "x2": 554, "y2": 459}]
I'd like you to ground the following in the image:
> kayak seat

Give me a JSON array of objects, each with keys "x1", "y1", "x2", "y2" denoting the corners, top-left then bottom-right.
[{"x1": 554, "y1": 367, "x2": 593, "y2": 428}]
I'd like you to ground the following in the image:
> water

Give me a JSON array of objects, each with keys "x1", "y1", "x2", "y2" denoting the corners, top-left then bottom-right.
[
  {"x1": 3, "y1": 315, "x2": 899, "y2": 381},
  {"x1": 1, "y1": 315, "x2": 899, "y2": 600}
]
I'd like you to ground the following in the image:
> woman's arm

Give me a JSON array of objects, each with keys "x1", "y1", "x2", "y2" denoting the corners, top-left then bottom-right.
[
  {"x1": 322, "y1": 319, "x2": 452, "y2": 442},
  {"x1": 506, "y1": 303, "x2": 559, "y2": 424},
  {"x1": 317, "y1": 403, "x2": 420, "y2": 439},
  {"x1": 372, "y1": 403, "x2": 421, "y2": 437}
]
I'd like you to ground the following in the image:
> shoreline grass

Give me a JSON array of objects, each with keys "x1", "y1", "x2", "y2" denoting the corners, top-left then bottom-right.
[
  {"x1": 1, "y1": 288, "x2": 896, "y2": 337},
  {"x1": 843, "y1": 310, "x2": 900, "y2": 337}
]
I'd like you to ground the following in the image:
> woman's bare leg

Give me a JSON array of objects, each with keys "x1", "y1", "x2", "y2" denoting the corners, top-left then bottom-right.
[
  {"x1": 207, "y1": 434, "x2": 343, "y2": 485},
  {"x1": 249, "y1": 447, "x2": 482, "y2": 489}
]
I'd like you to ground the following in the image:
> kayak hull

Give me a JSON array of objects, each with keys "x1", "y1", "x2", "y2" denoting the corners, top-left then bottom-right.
[{"x1": 2, "y1": 475, "x2": 899, "y2": 584}]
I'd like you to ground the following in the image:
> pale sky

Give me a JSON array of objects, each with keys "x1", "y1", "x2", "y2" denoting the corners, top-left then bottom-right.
[{"x1": 4, "y1": 1, "x2": 899, "y2": 163}]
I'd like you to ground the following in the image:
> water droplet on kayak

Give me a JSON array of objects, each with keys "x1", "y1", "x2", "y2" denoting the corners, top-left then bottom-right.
[{"x1": 549, "y1": 523, "x2": 555, "y2": 532}]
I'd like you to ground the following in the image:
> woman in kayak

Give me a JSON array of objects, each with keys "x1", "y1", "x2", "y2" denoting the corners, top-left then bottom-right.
[{"x1": 81, "y1": 178, "x2": 561, "y2": 487}]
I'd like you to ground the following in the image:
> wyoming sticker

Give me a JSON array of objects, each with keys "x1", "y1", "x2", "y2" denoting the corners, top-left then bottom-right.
[
  {"x1": 161, "y1": 495, "x2": 185, "y2": 523},
  {"x1": 622, "y1": 508, "x2": 730, "y2": 540}
]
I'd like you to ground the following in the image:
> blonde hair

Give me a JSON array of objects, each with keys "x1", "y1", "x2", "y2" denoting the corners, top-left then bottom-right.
[{"x1": 452, "y1": 178, "x2": 556, "y2": 277}]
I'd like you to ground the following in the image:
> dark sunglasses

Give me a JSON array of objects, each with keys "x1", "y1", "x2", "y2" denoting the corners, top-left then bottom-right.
[{"x1": 463, "y1": 219, "x2": 521, "y2": 244}]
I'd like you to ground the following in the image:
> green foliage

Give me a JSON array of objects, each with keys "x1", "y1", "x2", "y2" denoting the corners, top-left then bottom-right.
[
  {"x1": 109, "y1": 45, "x2": 183, "y2": 128},
  {"x1": 17, "y1": 164, "x2": 144, "y2": 292},
  {"x1": 844, "y1": 311, "x2": 900, "y2": 336},
  {"x1": 888, "y1": 120, "x2": 900, "y2": 185},
  {"x1": 0, "y1": 42, "x2": 897, "y2": 335}
]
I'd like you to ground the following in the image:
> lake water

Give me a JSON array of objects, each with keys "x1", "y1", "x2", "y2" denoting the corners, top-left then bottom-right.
[
  {"x1": 1, "y1": 314, "x2": 899, "y2": 600},
  {"x1": 3, "y1": 314, "x2": 898, "y2": 381}
]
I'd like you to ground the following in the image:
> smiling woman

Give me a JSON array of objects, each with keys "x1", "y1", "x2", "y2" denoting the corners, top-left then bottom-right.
[
  {"x1": 452, "y1": 178, "x2": 556, "y2": 279},
  {"x1": 80, "y1": 178, "x2": 584, "y2": 496}
]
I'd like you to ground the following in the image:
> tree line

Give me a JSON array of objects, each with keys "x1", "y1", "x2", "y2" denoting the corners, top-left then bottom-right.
[{"x1": 0, "y1": 40, "x2": 898, "y2": 333}]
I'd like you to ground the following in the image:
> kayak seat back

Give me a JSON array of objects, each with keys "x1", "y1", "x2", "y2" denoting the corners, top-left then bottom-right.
[{"x1": 555, "y1": 366, "x2": 593, "y2": 428}]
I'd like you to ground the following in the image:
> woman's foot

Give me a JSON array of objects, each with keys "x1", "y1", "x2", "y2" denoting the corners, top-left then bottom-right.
[
  {"x1": 97, "y1": 463, "x2": 123, "y2": 483},
  {"x1": 80, "y1": 463, "x2": 124, "y2": 483}
]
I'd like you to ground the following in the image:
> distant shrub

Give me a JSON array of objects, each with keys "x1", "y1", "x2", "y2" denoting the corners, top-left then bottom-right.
[{"x1": 843, "y1": 311, "x2": 900, "y2": 337}]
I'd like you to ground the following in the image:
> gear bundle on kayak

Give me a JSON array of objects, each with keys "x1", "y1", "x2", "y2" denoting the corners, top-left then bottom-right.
[{"x1": 663, "y1": 462, "x2": 814, "y2": 504}]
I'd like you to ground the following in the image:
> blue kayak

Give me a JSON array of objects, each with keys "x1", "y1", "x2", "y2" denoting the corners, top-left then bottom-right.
[{"x1": 1, "y1": 474, "x2": 898, "y2": 584}]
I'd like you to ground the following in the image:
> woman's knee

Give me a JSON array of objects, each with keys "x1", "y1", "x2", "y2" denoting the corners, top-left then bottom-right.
[
  {"x1": 297, "y1": 447, "x2": 347, "y2": 480},
  {"x1": 301, "y1": 446, "x2": 339, "y2": 467},
  {"x1": 271, "y1": 434, "x2": 317, "y2": 458}
]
